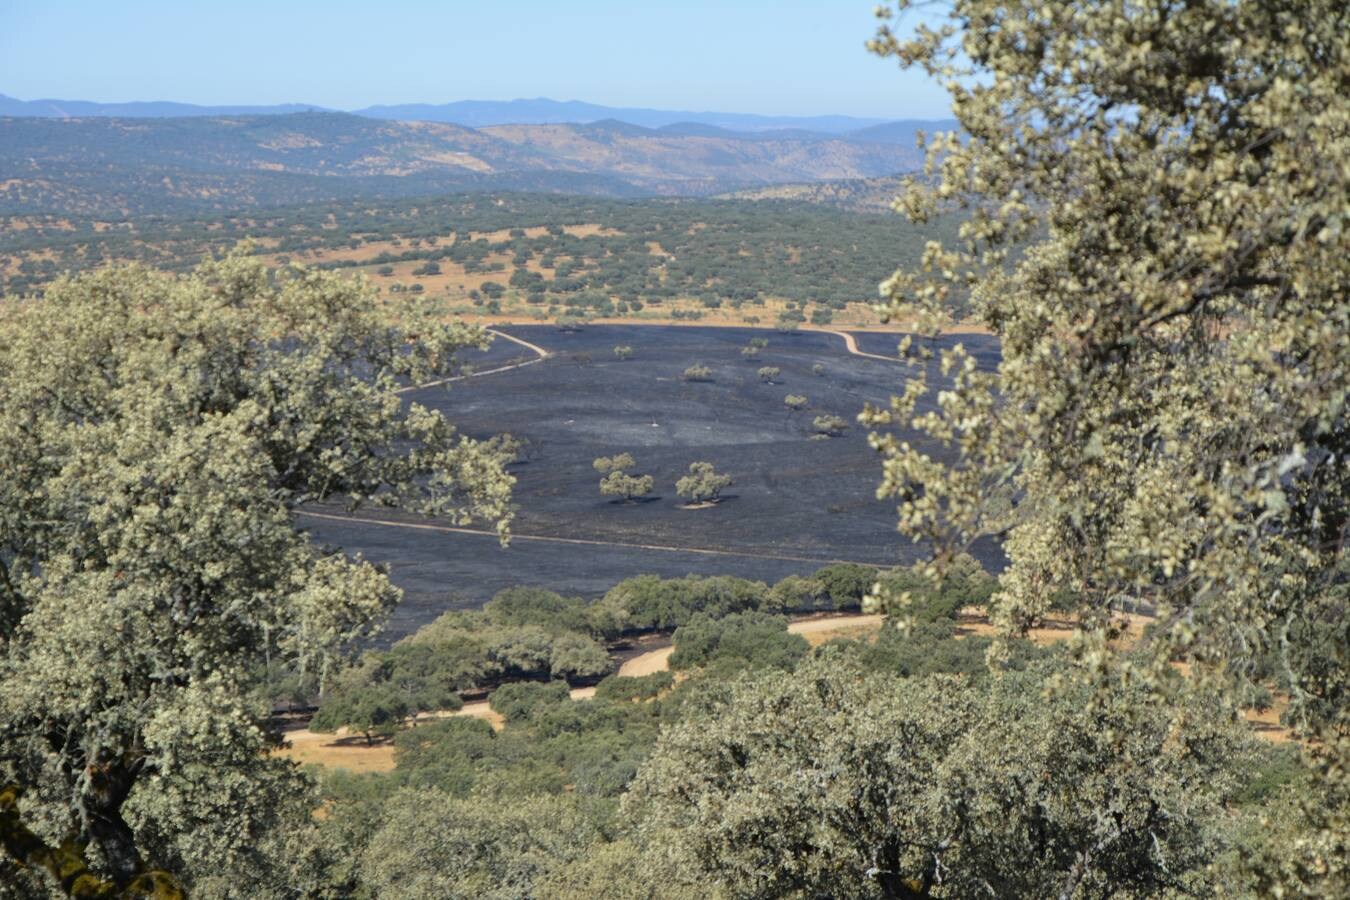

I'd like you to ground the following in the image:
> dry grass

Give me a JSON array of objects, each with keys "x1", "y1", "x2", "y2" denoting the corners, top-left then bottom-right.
[{"x1": 279, "y1": 726, "x2": 397, "y2": 773}]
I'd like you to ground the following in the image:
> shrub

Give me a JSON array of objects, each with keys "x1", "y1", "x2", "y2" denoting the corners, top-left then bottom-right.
[
  {"x1": 593, "y1": 671, "x2": 675, "y2": 703},
  {"x1": 682, "y1": 364, "x2": 713, "y2": 382},
  {"x1": 489, "y1": 681, "x2": 572, "y2": 723},
  {"x1": 812, "y1": 414, "x2": 848, "y2": 436},
  {"x1": 669, "y1": 611, "x2": 808, "y2": 674},
  {"x1": 768, "y1": 574, "x2": 828, "y2": 612},
  {"x1": 598, "y1": 574, "x2": 772, "y2": 630},
  {"x1": 812, "y1": 563, "x2": 877, "y2": 611}
]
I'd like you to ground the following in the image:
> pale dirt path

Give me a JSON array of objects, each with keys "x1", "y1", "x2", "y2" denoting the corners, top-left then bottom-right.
[
  {"x1": 823, "y1": 329, "x2": 905, "y2": 363},
  {"x1": 394, "y1": 327, "x2": 550, "y2": 394},
  {"x1": 618, "y1": 646, "x2": 675, "y2": 678},
  {"x1": 617, "y1": 613, "x2": 885, "y2": 678},
  {"x1": 296, "y1": 509, "x2": 888, "y2": 568}
]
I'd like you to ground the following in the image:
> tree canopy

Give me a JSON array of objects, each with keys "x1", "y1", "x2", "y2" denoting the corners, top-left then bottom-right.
[
  {"x1": 867, "y1": 1, "x2": 1348, "y2": 892},
  {"x1": 0, "y1": 248, "x2": 513, "y2": 891}
]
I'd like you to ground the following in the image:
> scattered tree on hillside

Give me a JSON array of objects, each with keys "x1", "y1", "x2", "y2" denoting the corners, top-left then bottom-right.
[
  {"x1": 594, "y1": 453, "x2": 654, "y2": 503},
  {"x1": 309, "y1": 685, "x2": 415, "y2": 746},
  {"x1": 676, "y1": 462, "x2": 733, "y2": 505},
  {"x1": 811, "y1": 363, "x2": 825, "y2": 377},
  {"x1": 740, "y1": 337, "x2": 768, "y2": 360},
  {"x1": 756, "y1": 366, "x2": 780, "y2": 383},
  {"x1": 555, "y1": 314, "x2": 584, "y2": 332},
  {"x1": 613, "y1": 345, "x2": 633, "y2": 360},
  {"x1": 681, "y1": 364, "x2": 713, "y2": 382},
  {"x1": 813, "y1": 413, "x2": 848, "y2": 436},
  {"x1": 784, "y1": 394, "x2": 808, "y2": 411}
]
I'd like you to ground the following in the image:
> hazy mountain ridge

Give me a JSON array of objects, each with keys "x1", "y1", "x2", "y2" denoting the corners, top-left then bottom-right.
[
  {"x1": 0, "y1": 111, "x2": 930, "y2": 216},
  {"x1": 0, "y1": 93, "x2": 953, "y2": 140}
]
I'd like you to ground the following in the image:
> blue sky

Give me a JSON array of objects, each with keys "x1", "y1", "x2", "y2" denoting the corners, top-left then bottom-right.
[{"x1": 0, "y1": 0, "x2": 951, "y2": 118}]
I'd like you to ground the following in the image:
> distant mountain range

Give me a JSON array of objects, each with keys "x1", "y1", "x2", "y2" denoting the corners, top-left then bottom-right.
[
  {"x1": 0, "y1": 109, "x2": 952, "y2": 217},
  {"x1": 0, "y1": 93, "x2": 949, "y2": 139}
]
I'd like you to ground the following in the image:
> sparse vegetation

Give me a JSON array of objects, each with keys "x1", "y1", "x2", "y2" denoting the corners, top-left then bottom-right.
[
  {"x1": 681, "y1": 364, "x2": 712, "y2": 382},
  {"x1": 756, "y1": 365, "x2": 780, "y2": 383},
  {"x1": 812, "y1": 413, "x2": 848, "y2": 436}
]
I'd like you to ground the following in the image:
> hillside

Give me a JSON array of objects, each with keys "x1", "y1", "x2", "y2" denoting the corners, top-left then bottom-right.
[
  {"x1": 0, "y1": 112, "x2": 926, "y2": 216},
  {"x1": 1, "y1": 92, "x2": 946, "y2": 135},
  {"x1": 719, "y1": 174, "x2": 912, "y2": 213}
]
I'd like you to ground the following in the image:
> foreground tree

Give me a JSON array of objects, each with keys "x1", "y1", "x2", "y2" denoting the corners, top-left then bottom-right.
[
  {"x1": 675, "y1": 462, "x2": 733, "y2": 505},
  {"x1": 0, "y1": 249, "x2": 513, "y2": 892},
  {"x1": 628, "y1": 656, "x2": 1255, "y2": 898},
  {"x1": 594, "y1": 453, "x2": 654, "y2": 503},
  {"x1": 867, "y1": 1, "x2": 1348, "y2": 892}
]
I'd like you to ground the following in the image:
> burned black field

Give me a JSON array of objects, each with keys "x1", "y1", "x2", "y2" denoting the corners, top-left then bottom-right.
[{"x1": 304, "y1": 324, "x2": 1003, "y2": 641}]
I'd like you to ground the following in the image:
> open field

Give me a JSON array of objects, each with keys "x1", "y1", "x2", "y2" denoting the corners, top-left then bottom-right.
[{"x1": 301, "y1": 324, "x2": 1003, "y2": 642}]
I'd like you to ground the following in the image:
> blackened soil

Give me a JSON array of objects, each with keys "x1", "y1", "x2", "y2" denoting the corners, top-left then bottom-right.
[{"x1": 305, "y1": 324, "x2": 1003, "y2": 642}]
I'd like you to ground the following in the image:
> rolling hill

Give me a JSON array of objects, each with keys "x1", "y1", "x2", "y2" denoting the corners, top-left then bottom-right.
[
  {"x1": 0, "y1": 111, "x2": 930, "y2": 216},
  {"x1": 0, "y1": 92, "x2": 934, "y2": 135}
]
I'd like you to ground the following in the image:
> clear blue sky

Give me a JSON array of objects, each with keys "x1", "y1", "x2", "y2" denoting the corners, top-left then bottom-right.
[{"x1": 0, "y1": 0, "x2": 951, "y2": 118}]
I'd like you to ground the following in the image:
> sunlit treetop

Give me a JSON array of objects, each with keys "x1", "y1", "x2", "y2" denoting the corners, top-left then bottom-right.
[{"x1": 864, "y1": 2, "x2": 1346, "y2": 892}]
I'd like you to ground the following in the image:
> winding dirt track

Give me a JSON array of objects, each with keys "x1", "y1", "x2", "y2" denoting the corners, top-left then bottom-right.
[
  {"x1": 823, "y1": 329, "x2": 904, "y2": 363},
  {"x1": 615, "y1": 613, "x2": 885, "y2": 678},
  {"x1": 296, "y1": 509, "x2": 889, "y2": 568},
  {"x1": 394, "y1": 327, "x2": 551, "y2": 394},
  {"x1": 398, "y1": 326, "x2": 903, "y2": 398}
]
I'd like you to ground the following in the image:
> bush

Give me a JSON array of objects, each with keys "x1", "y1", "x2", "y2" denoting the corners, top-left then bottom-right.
[
  {"x1": 489, "y1": 681, "x2": 572, "y2": 723},
  {"x1": 669, "y1": 611, "x2": 808, "y2": 674},
  {"x1": 598, "y1": 574, "x2": 772, "y2": 630},
  {"x1": 593, "y1": 671, "x2": 675, "y2": 703},
  {"x1": 767, "y1": 574, "x2": 828, "y2": 612},
  {"x1": 812, "y1": 563, "x2": 877, "y2": 611},
  {"x1": 682, "y1": 364, "x2": 713, "y2": 382},
  {"x1": 812, "y1": 414, "x2": 848, "y2": 436},
  {"x1": 874, "y1": 554, "x2": 997, "y2": 624},
  {"x1": 548, "y1": 631, "x2": 612, "y2": 681},
  {"x1": 483, "y1": 586, "x2": 598, "y2": 636}
]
